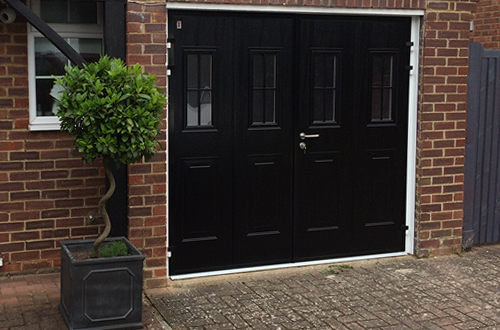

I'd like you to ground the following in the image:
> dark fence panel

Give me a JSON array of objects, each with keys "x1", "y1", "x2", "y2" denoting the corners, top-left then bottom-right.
[{"x1": 464, "y1": 43, "x2": 500, "y2": 247}]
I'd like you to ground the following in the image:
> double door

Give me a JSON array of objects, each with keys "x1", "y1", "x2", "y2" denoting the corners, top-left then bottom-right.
[{"x1": 168, "y1": 11, "x2": 411, "y2": 275}]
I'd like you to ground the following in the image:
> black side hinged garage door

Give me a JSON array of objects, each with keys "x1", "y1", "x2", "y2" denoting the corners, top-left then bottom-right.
[{"x1": 168, "y1": 11, "x2": 411, "y2": 276}]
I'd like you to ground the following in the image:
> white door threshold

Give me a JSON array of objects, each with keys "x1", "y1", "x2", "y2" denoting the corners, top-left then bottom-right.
[{"x1": 170, "y1": 252, "x2": 408, "y2": 280}]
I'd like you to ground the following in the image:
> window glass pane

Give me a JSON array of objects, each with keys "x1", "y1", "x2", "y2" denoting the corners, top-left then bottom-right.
[
  {"x1": 187, "y1": 91, "x2": 199, "y2": 126},
  {"x1": 200, "y1": 90, "x2": 212, "y2": 125},
  {"x1": 383, "y1": 56, "x2": 393, "y2": 87},
  {"x1": 313, "y1": 89, "x2": 324, "y2": 122},
  {"x1": 36, "y1": 79, "x2": 58, "y2": 116},
  {"x1": 187, "y1": 55, "x2": 198, "y2": 89},
  {"x1": 68, "y1": 38, "x2": 102, "y2": 63},
  {"x1": 253, "y1": 54, "x2": 263, "y2": 88},
  {"x1": 69, "y1": 2, "x2": 98, "y2": 24},
  {"x1": 372, "y1": 55, "x2": 382, "y2": 86},
  {"x1": 325, "y1": 90, "x2": 334, "y2": 121},
  {"x1": 200, "y1": 55, "x2": 212, "y2": 89},
  {"x1": 40, "y1": 0, "x2": 67, "y2": 23},
  {"x1": 383, "y1": 89, "x2": 392, "y2": 120},
  {"x1": 325, "y1": 54, "x2": 335, "y2": 88},
  {"x1": 252, "y1": 90, "x2": 264, "y2": 123},
  {"x1": 40, "y1": 0, "x2": 98, "y2": 24},
  {"x1": 264, "y1": 90, "x2": 276, "y2": 123},
  {"x1": 371, "y1": 89, "x2": 382, "y2": 121},
  {"x1": 265, "y1": 55, "x2": 276, "y2": 88},
  {"x1": 35, "y1": 38, "x2": 66, "y2": 76},
  {"x1": 313, "y1": 54, "x2": 324, "y2": 88}
]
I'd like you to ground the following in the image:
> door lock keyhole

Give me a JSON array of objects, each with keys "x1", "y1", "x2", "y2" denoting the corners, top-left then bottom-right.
[{"x1": 299, "y1": 142, "x2": 307, "y2": 154}]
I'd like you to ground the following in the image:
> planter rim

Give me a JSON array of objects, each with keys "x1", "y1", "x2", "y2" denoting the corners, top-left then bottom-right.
[{"x1": 60, "y1": 237, "x2": 145, "y2": 265}]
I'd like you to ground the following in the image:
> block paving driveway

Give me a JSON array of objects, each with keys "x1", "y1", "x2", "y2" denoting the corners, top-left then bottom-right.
[
  {"x1": 2, "y1": 245, "x2": 500, "y2": 329},
  {"x1": 148, "y1": 245, "x2": 500, "y2": 330}
]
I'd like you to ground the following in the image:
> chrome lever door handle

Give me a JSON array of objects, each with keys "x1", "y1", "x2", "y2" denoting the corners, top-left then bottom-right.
[{"x1": 300, "y1": 132, "x2": 320, "y2": 140}]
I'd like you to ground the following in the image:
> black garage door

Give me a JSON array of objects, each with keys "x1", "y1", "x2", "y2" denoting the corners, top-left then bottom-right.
[{"x1": 168, "y1": 11, "x2": 411, "y2": 275}]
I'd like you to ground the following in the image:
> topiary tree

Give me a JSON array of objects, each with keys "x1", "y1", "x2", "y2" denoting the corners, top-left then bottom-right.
[{"x1": 55, "y1": 55, "x2": 165, "y2": 257}]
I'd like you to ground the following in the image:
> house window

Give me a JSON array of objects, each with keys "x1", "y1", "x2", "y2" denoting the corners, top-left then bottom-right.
[{"x1": 28, "y1": 0, "x2": 103, "y2": 131}]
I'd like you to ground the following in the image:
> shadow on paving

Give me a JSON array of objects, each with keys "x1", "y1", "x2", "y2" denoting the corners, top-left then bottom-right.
[{"x1": 147, "y1": 245, "x2": 500, "y2": 330}]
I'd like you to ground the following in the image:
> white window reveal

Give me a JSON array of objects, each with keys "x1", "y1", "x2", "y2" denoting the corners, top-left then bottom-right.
[{"x1": 28, "y1": 0, "x2": 103, "y2": 131}]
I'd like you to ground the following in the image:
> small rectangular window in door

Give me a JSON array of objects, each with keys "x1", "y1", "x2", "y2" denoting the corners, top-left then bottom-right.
[
  {"x1": 251, "y1": 52, "x2": 278, "y2": 126},
  {"x1": 312, "y1": 51, "x2": 339, "y2": 124},
  {"x1": 370, "y1": 52, "x2": 397, "y2": 122},
  {"x1": 186, "y1": 52, "x2": 213, "y2": 127}
]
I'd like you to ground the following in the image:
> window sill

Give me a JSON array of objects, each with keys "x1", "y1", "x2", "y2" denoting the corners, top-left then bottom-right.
[{"x1": 29, "y1": 116, "x2": 61, "y2": 131}]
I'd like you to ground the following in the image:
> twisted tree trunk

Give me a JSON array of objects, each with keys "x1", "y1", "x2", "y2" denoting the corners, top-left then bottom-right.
[{"x1": 93, "y1": 160, "x2": 116, "y2": 258}]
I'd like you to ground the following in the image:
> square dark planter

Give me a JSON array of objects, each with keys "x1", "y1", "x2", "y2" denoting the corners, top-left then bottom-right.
[{"x1": 59, "y1": 237, "x2": 145, "y2": 330}]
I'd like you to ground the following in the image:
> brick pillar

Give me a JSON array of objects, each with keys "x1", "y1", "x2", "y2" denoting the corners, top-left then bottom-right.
[
  {"x1": 416, "y1": 0, "x2": 476, "y2": 257},
  {"x1": 126, "y1": 1, "x2": 168, "y2": 288}
]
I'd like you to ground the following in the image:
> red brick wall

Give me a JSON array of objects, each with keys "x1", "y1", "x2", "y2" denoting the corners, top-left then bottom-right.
[
  {"x1": 471, "y1": 0, "x2": 500, "y2": 48},
  {"x1": 0, "y1": 18, "x2": 106, "y2": 273},
  {"x1": 126, "y1": 1, "x2": 168, "y2": 288},
  {"x1": 416, "y1": 0, "x2": 476, "y2": 257}
]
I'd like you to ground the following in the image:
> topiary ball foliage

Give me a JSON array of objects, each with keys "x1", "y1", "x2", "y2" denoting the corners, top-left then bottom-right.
[{"x1": 55, "y1": 56, "x2": 165, "y2": 165}]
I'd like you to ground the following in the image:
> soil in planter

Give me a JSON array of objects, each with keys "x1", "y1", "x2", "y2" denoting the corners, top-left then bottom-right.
[
  {"x1": 69, "y1": 242, "x2": 131, "y2": 260},
  {"x1": 71, "y1": 249, "x2": 94, "y2": 260}
]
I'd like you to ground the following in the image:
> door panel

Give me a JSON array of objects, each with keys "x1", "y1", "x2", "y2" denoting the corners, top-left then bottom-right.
[
  {"x1": 353, "y1": 149, "x2": 403, "y2": 253},
  {"x1": 180, "y1": 158, "x2": 219, "y2": 242},
  {"x1": 233, "y1": 153, "x2": 292, "y2": 265},
  {"x1": 169, "y1": 12, "x2": 411, "y2": 275},
  {"x1": 351, "y1": 19, "x2": 410, "y2": 254},
  {"x1": 168, "y1": 13, "x2": 235, "y2": 275},
  {"x1": 294, "y1": 17, "x2": 354, "y2": 260},
  {"x1": 233, "y1": 16, "x2": 294, "y2": 266},
  {"x1": 294, "y1": 151, "x2": 351, "y2": 259}
]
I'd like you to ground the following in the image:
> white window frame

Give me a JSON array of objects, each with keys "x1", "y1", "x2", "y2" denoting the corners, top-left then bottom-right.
[{"x1": 27, "y1": 0, "x2": 103, "y2": 131}]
